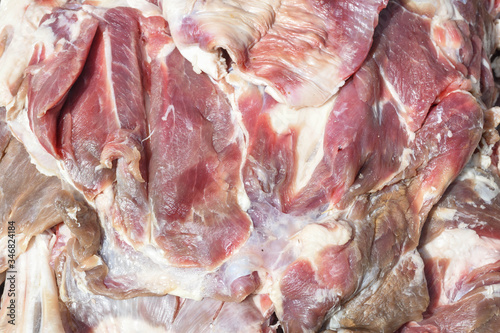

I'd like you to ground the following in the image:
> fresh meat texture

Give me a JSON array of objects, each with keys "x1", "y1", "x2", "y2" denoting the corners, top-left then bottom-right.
[
  {"x1": 0, "y1": 112, "x2": 68, "y2": 272},
  {"x1": 50, "y1": 224, "x2": 273, "y2": 332},
  {"x1": 0, "y1": 0, "x2": 68, "y2": 107},
  {"x1": 237, "y1": 1, "x2": 487, "y2": 330},
  {"x1": 0, "y1": 0, "x2": 499, "y2": 332},
  {"x1": 162, "y1": 0, "x2": 388, "y2": 107},
  {"x1": 401, "y1": 156, "x2": 500, "y2": 332},
  {"x1": 26, "y1": 7, "x2": 99, "y2": 157},
  {"x1": 147, "y1": 40, "x2": 251, "y2": 269}
]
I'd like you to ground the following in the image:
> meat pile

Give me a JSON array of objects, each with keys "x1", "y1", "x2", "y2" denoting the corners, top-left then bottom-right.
[{"x1": 0, "y1": 0, "x2": 500, "y2": 332}]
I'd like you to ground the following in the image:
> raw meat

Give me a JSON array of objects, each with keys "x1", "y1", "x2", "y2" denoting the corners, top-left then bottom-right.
[
  {"x1": 0, "y1": 0, "x2": 68, "y2": 107},
  {"x1": 0, "y1": 0, "x2": 499, "y2": 332},
  {"x1": 162, "y1": 0, "x2": 388, "y2": 107},
  {"x1": 0, "y1": 232, "x2": 65, "y2": 333},
  {"x1": 235, "y1": 0, "x2": 492, "y2": 330},
  {"x1": 50, "y1": 224, "x2": 274, "y2": 332},
  {"x1": 401, "y1": 135, "x2": 500, "y2": 332},
  {"x1": 0, "y1": 111, "x2": 68, "y2": 272},
  {"x1": 146, "y1": 28, "x2": 252, "y2": 268}
]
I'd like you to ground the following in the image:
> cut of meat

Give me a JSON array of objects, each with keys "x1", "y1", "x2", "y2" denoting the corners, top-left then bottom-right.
[
  {"x1": 401, "y1": 159, "x2": 500, "y2": 332},
  {"x1": 26, "y1": 8, "x2": 99, "y2": 157},
  {"x1": 162, "y1": 0, "x2": 388, "y2": 107},
  {"x1": 51, "y1": 224, "x2": 273, "y2": 333},
  {"x1": 233, "y1": 1, "x2": 490, "y2": 331},
  {"x1": 10, "y1": 5, "x2": 151, "y2": 245},
  {"x1": 0, "y1": 136, "x2": 67, "y2": 272},
  {"x1": 0, "y1": 0, "x2": 68, "y2": 108},
  {"x1": 58, "y1": 7, "x2": 151, "y2": 247},
  {"x1": 57, "y1": 7, "x2": 147, "y2": 198},
  {"x1": 0, "y1": 0, "x2": 499, "y2": 331},
  {"x1": 147, "y1": 43, "x2": 252, "y2": 268}
]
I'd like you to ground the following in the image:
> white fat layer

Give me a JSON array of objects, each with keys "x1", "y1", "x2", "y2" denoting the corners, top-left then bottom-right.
[
  {"x1": 420, "y1": 228, "x2": 500, "y2": 305},
  {"x1": 395, "y1": 147, "x2": 414, "y2": 179},
  {"x1": 378, "y1": 67, "x2": 416, "y2": 143},
  {"x1": 291, "y1": 223, "x2": 351, "y2": 263},
  {"x1": 433, "y1": 207, "x2": 457, "y2": 221},
  {"x1": 66, "y1": 206, "x2": 80, "y2": 221},
  {"x1": 161, "y1": 0, "x2": 228, "y2": 78},
  {"x1": 157, "y1": 41, "x2": 176, "y2": 60},
  {"x1": 178, "y1": 45, "x2": 225, "y2": 77},
  {"x1": 102, "y1": 28, "x2": 120, "y2": 129},
  {"x1": 55, "y1": 10, "x2": 88, "y2": 44},
  {"x1": 0, "y1": 233, "x2": 65, "y2": 333},
  {"x1": 162, "y1": 0, "x2": 280, "y2": 80},
  {"x1": 458, "y1": 168, "x2": 500, "y2": 203},
  {"x1": 482, "y1": 57, "x2": 491, "y2": 70},
  {"x1": 0, "y1": 0, "x2": 62, "y2": 106},
  {"x1": 93, "y1": 317, "x2": 168, "y2": 333},
  {"x1": 8, "y1": 107, "x2": 60, "y2": 176},
  {"x1": 268, "y1": 97, "x2": 335, "y2": 191},
  {"x1": 434, "y1": 0, "x2": 464, "y2": 21},
  {"x1": 482, "y1": 284, "x2": 500, "y2": 299},
  {"x1": 87, "y1": 0, "x2": 162, "y2": 16},
  {"x1": 95, "y1": 187, "x2": 210, "y2": 300},
  {"x1": 480, "y1": 154, "x2": 492, "y2": 169}
]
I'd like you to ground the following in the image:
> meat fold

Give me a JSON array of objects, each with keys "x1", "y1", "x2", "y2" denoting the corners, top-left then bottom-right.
[
  {"x1": 0, "y1": 109, "x2": 68, "y2": 272},
  {"x1": 400, "y1": 124, "x2": 500, "y2": 332},
  {"x1": 144, "y1": 17, "x2": 252, "y2": 269},
  {"x1": 51, "y1": 224, "x2": 274, "y2": 333},
  {"x1": 232, "y1": 0, "x2": 494, "y2": 330},
  {"x1": 0, "y1": 0, "x2": 68, "y2": 108},
  {"x1": 401, "y1": 163, "x2": 500, "y2": 332},
  {"x1": 8, "y1": 4, "x2": 151, "y2": 245},
  {"x1": 0, "y1": 138, "x2": 65, "y2": 272},
  {"x1": 162, "y1": 0, "x2": 388, "y2": 107},
  {"x1": 1, "y1": 0, "x2": 499, "y2": 331}
]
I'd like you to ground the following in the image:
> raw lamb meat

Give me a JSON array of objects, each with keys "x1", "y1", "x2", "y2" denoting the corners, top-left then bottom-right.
[
  {"x1": 162, "y1": 0, "x2": 388, "y2": 107},
  {"x1": 0, "y1": 0, "x2": 499, "y2": 332},
  {"x1": 0, "y1": 109, "x2": 68, "y2": 272},
  {"x1": 401, "y1": 139, "x2": 500, "y2": 332}
]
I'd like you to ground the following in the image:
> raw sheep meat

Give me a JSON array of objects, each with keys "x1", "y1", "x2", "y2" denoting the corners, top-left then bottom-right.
[{"x1": 0, "y1": 0, "x2": 500, "y2": 332}]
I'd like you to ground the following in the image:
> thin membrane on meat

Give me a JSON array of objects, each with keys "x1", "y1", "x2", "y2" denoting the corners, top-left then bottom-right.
[{"x1": 162, "y1": 0, "x2": 388, "y2": 107}]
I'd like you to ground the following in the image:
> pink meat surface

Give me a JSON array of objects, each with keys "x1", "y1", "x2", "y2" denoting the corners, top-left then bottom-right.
[
  {"x1": 162, "y1": 0, "x2": 388, "y2": 107},
  {"x1": 401, "y1": 159, "x2": 500, "y2": 332},
  {"x1": 0, "y1": 0, "x2": 499, "y2": 331}
]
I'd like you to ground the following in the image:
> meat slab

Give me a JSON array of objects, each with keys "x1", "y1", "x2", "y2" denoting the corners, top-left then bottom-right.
[{"x1": 0, "y1": 0, "x2": 499, "y2": 332}]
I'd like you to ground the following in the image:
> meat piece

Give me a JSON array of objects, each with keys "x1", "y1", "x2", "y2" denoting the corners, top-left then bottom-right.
[
  {"x1": 0, "y1": 233, "x2": 65, "y2": 332},
  {"x1": 26, "y1": 8, "x2": 99, "y2": 157},
  {"x1": 162, "y1": 0, "x2": 388, "y2": 107},
  {"x1": 401, "y1": 158, "x2": 500, "y2": 332},
  {"x1": 57, "y1": 7, "x2": 147, "y2": 196},
  {"x1": 146, "y1": 34, "x2": 251, "y2": 269},
  {"x1": 233, "y1": 0, "x2": 491, "y2": 330},
  {"x1": 9, "y1": 5, "x2": 151, "y2": 246},
  {"x1": 58, "y1": 7, "x2": 151, "y2": 248},
  {"x1": 2, "y1": 0, "x2": 499, "y2": 331},
  {"x1": 52, "y1": 224, "x2": 273, "y2": 333},
  {"x1": 0, "y1": 138, "x2": 67, "y2": 272},
  {"x1": 6, "y1": 5, "x2": 99, "y2": 176},
  {"x1": 0, "y1": 0, "x2": 68, "y2": 107}
]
